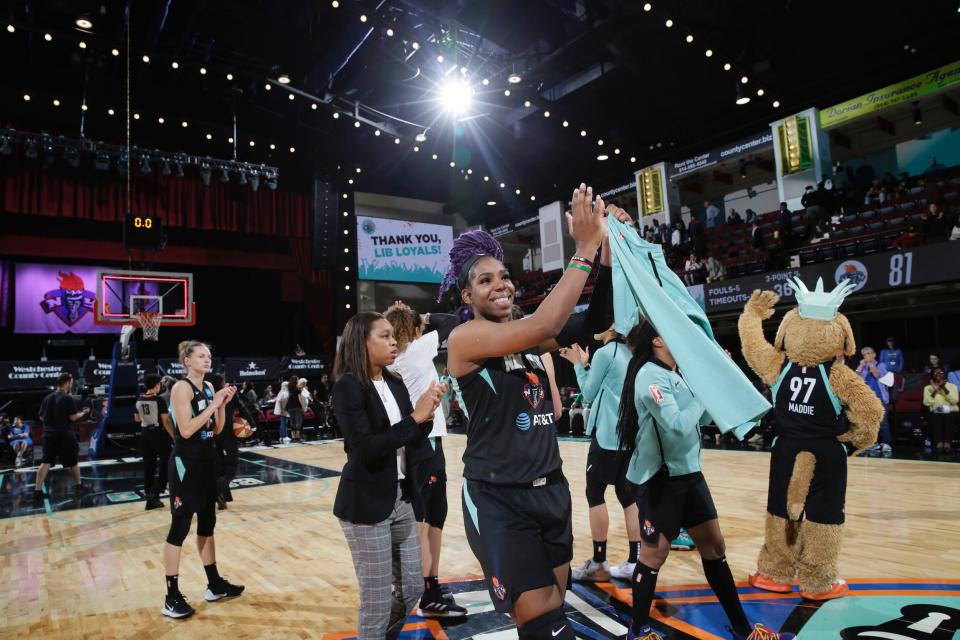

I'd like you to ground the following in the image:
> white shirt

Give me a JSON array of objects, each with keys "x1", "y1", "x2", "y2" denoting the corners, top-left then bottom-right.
[
  {"x1": 372, "y1": 377, "x2": 406, "y2": 479},
  {"x1": 387, "y1": 331, "x2": 447, "y2": 438}
]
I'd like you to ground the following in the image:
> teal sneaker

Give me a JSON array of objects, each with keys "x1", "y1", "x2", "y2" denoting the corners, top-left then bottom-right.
[{"x1": 670, "y1": 530, "x2": 695, "y2": 551}]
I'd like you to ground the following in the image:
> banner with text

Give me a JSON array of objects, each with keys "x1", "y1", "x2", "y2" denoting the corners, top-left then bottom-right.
[
  {"x1": 82, "y1": 359, "x2": 157, "y2": 385},
  {"x1": 667, "y1": 131, "x2": 774, "y2": 179},
  {"x1": 0, "y1": 360, "x2": 81, "y2": 388},
  {"x1": 224, "y1": 357, "x2": 283, "y2": 382},
  {"x1": 698, "y1": 241, "x2": 959, "y2": 314},
  {"x1": 357, "y1": 216, "x2": 454, "y2": 283},
  {"x1": 158, "y1": 358, "x2": 223, "y2": 378},
  {"x1": 281, "y1": 357, "x2": 328, "y2": 376},
  {"x1": 820, "y1": 60, "x2": 960, "y2": 129}
]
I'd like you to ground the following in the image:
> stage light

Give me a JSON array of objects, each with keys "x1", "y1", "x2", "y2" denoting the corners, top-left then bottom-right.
[
  {"x1": 220, "y1": 167, "x2": 230, "y2": 183},
  {"x1": 614, "y1": 148, "x2": 621, "y2": 154},
  {"x1": 705, "y1": 49, "x2": 713, "y2": 57},
  {"x1": 530, "y1": 195, "x2": 536, "y2": 201},
  {"x1": 374, "y1": 129, "x2": 381, "y2": 136},
  {"x1": 356, "y1": 167, "x2": 362, "y2": 173},
  {"x1": 267, "y1": 173, "x2": 278, "y2": 190},
  {"x1": 53, "y1": 99, "x2": 61, "y2": 107},
  {"x1": 227, "y1": 73, "x2": 234, "y2": 80},
  {"x1": 81, "y1": 104, "x2": 88, "y2": 111},
  {"x1": 598, "y1": 139, "x2": 604, "y2": 146},
  {"x1": 348, "y1": 178, "x2": 353, "y2": 185},
  {"x1": 508, "y1": 73, "x2": 522, "y2": 84},
  {"x1": 686, "y1": 35, "x2": 693, "y2": 43},
  {"x1": 630, "y1": 156, "x2": 637, "y2": 163},
  {"x1": 75, "y1": 18, "x2": 93, "y2": 29},
  {"x1": 437, "y1": 55, "x2": 444, "y2": 63},
  {"x1": 140, "y1": 155, "x2": 152, "y2": 173},
  {"x1": 249, "y1": 140, "x2": 255, "y2": 147},
  {"x1": 24, "y1": 138, "x2": 38, "y2": 159},
  {"x1": 174, "y1": 160, "x2": 184, "y2": 177},
  {"x1": 515, "y1": 188, "x2": 521, "y2": 195},
  {"x1": 181, "y1": 121, "x2": 188, "y2": 128},
  {"x1": 741, "y1": 75, "x2": 749, "y2": 84},
  {"x1": 290, "y1": 146, "x2": 296, "y2": 153},
  {"x1": 482, "y1": 78, "x2": 489, "y2": 85},
  {"x1": 597, "y1": 154, "x2": 609, "y2": 161},
  {"x1": 440, "y1": 78, "x2": 473, "y2": 114},
  {"x1": 354, "y1": 121, "x2": 361, "y2": 128},
  {"x1": 723, "y1": 63, "x2": 731, "y2": 71},
  {"x1": 288, "y1": 93, "x2": 294, "y2": 100},
  {"x1": 415, "y1": 132, "x2": 427, "y2": 142},
  {"x1": 333, "y1": 112, "x2": 339, "y2": 119},
  {"x1": 467, "y1": 168, "x2": 473, "y2": 174},
  {"x1": 199, "y1": 164, "x2": 211, "y2": 186},
  {"x1": 484, "y1": 176, "x2": 489, "y2": 181},
  {"x1": 238, "y1": 171, "x2": 248, "y2": 185},
  {"x1": 413, "y1": 145, "x2": 419, "y2": 152},
  {"x1": 228, "y1": 137, "x2": 234, "y2": 143},
  {"x1": 562, "y1": 120, "x2": 569, "y2": 127},
  {"x1": 171, "y1": 61, "x2": 179, "y2": 69},
  {"x1": 386, "y1": 28, "x2": 394, "y2": 36},
  {"x1": 432, "y1": 153, "x2": 438, "y2": 160},
  {"x1": 133, "y1": 112, "x2": 140, "y2": 119},
  {"x1": 158, "y1": 116, "x2": 165, "y2": 124},
  {"x1": 94, "y1": 150, "x2": 109, "y2": 170},
  {"x1": 161, "y1": 159, "x2": 172, "y2": 176},
  {"x1": 543, "y1": 111, "x2": 550, "y2": 117},
  {"x1": 665, "y1": 19, "x2": 673, "y2": 27},
  {"x1": 360, "y1": 14, "x2": 367, "y2": 22},
  {"x1": 0, "y1": 136, "x2": 11, "y2": 156},
  {"x1": 773, "y1": 100, "x2": 780, "y2": 108},
  {"x1": 108, "y1": 108, "x2": 115, "y2": 115},
  {"x1": 64, "y1": 146, "x2": 80, "y2": 168},
  {"x1": 757, "y1": 88, "x2": 764, "y2": 96},
  {"x1": 278, "y1": 74, "x2": 290, "y2": 84},
  {"x1": 6, "y1": 24, "x2": 14, "y2": 33},
  {"x1": 200, "y1": 67, "x2": 207, "y2": 75},
  {"x1": 394, "y1": 138, "x2": 400, "y2": 144},
  {"x1": 524, "y1": 100, "x2": 532, "y2": 108},
  {"x1": 487, "y1": 201, "x2": 496, "y2": 206},
  {"x1": 265, "y1": 83, "x2": 271, "y2": 91},
  {"x1": 411, "y1": 41, "x2": 419, "y2": 50},
  {"x1": 142, "y1": 54, "x2": 150, "y2": 63},
  {"x1": 111, "y1": 48, "x2": 119, "y2": 56},
  {"x1": 460, "y1": 66, "x2": 468, "y2": 74},
  {"x1": 504, "y1": 89, "x2": 511, "y2": 96},
  {"x1": 270, "y1": 143, "x2": 276, "y2": 150},
  {"x1": 332, "y1": 0, "x2": 339, "y2": 6},
  {"x1": 449, "y1": 161, "x2": 455, "y2": 167},
  {"x1": 311, "y1": 103, "x2": 317, "y2": 110},
  {"x1": 735, "y1": 84, "x2": 750, "y2": 105},
  {"x1": 580, "y1": 129, "x2": 587, "y2": 137},
  {"x1": 250, "y1": 174, "x2": 260, "y2": 191},
  {"x1": 79, "y1": 41, "x2": 87, "y2": 49},
  {"x1": 44, "y1": 33, "x2": 52, "y2": 41},
  {"x1": 499, "y1": 182, "x2": 505, "y2": 188},
  {"x1": 643, "y1": 3, "x2": 652, "y2": 11}
]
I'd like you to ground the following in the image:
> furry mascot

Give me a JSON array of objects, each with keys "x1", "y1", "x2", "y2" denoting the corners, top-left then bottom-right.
[{"x1": 738, "y1": 277, "x2": 884, "y2": 600}]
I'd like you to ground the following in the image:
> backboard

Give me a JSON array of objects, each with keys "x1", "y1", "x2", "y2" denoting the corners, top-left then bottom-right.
[{"x1": 94, "y1": 269, "x2": 195, "y2": 326}]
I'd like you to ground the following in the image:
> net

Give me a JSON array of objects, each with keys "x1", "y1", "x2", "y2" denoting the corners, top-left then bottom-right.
[{"x1": 135, "y1": 311, "x2": 162, "y2": 342}]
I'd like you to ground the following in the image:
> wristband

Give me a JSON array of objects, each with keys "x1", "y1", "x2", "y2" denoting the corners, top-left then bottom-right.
[
  {"x1": 567, "y1": 262, "x2": 592, "y2": 274},
  {"x1": 571, "y1": 254, "x2": 595, "y2": 268}
]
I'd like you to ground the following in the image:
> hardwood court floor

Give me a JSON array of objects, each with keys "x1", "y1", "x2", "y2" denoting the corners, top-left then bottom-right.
[{"x1": 2, "y1": 436, "x2": 959, "y2": 638}]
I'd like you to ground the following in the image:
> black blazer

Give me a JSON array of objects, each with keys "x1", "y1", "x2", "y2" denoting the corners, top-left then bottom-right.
[{"x1": 332, "y1": 372, "x2": 430, "y2": 524}]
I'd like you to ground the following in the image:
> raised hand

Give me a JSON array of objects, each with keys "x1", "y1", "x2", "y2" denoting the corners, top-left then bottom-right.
[
  {"x1": 745, "y1": 290, "x2": 779, "y2": 319},
  {"x1": 565, "y1": 183, "x2": 605, "y2": 254}
]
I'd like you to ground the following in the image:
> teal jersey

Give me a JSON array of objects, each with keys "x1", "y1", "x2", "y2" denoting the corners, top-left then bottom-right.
[
  {"x1": 625, "y1": 359, "x2": 708, "y2": 486},
  {"x1": 574, "y1": 339, "x2": 631, "y2": 450}
]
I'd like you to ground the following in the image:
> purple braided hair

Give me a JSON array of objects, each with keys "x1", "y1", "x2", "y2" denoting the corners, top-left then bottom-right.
[{"x1": 436, "y1": 229, "x2": 505, "y2": 302}]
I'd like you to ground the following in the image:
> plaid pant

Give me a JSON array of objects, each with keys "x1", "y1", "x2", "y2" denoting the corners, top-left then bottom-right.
[{"x1": 339, "y1": 485, "x2": 423, "y2": 640}]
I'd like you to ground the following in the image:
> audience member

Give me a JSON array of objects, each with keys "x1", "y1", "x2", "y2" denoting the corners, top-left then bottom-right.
[
  {"x1": 922, "y1": 203, "x2": 948, "y2": 242},
  {"x1": 704, "y1": 200, "x2": 721, "y2": 228},
  {"x1": 751, "y1": 222, "x2": 765, "y2": 252},
  {"x1": 262, "y1": 384, "x2": 275, "y2": 402},
  {"x1": 895, "y1": 171, "x2": 913, "y2": 201},
  {"x1": 689, "y1": 216, "x2": 707, "y2": 256},
  {"x1": 776, "y1": 201, "x2": 792, "y2": 241},
  {"x1": 745, "y1": 208, "x2": 758, "y2": 225},
  {"x1": 241, "y1": 382, "x2": 257, "y2": 407},
  {"x1": 923, "y1": 156, "x2": 946, "y2": 175},
  {"x1": 6, "y1": 416, "x2": 32, "y2": 468},
  {"x1": 923, "y1": 368, "x2": 957, "y2": 450},
  {"x1": 683, "y1": 253, "x2": 705, "y2": 286},
  {"x1": 892, "y1": 225, "x2": 924, "y2": 250},
  {"x1": 670, "y1": 221, "x2": 683, "y2": 248},
  {"x1": 926, "y1": 353, "x2": 949, "y2": 375},
  {"x1": 856, "y1": 346, "x2": 891, "y2": 449},
  {"x1": 879, "y1": 337, "x2": 904, "y2": 374},
  {"x1": 727, "y1": 208, "x2": 743, "y2": 225},
  {"x1": 704, "y1": 253, "x2": 726, "y2": 282},
  {"x1": 880, "y1": 171, "x2": 897, "y2": 192}
]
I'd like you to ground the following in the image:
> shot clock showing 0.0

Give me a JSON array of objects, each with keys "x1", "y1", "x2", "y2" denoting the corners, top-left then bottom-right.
[{"x1": 123, "y1": 213, "x2": 165, "y2": 250}]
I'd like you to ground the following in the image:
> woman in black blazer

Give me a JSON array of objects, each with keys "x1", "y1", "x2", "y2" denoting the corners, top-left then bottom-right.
[{"x1": 332, "y1": 311, "x2": 444, "y2": 640}]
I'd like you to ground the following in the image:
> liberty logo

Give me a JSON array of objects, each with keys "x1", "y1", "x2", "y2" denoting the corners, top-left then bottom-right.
[
  {"x1": 522, "y1": 371, "x2": 544, "y2": 409},
  {"x1": 40, "y1": 271, "x2": 96, "y2": 326}
]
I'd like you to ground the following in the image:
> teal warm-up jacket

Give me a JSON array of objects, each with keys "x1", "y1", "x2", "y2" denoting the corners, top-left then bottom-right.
[
  {"x1": 574, "y1": 339, "x2": 631, "y2": 450},
  {"x1": 607, "y1": 216, "x2": 770, "y2": 438}
]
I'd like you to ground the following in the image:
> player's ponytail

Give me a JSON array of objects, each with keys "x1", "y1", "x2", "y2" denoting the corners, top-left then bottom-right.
[{"x1": 616, "y1": 319, "x2": 659, "y2": 453}]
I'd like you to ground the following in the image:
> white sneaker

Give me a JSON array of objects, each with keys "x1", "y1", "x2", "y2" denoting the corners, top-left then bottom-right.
[
  {"x1": 282, "y1": 437, "x2": 292, "y2": 444},
  {"x1": 571, "y1": 558, "x2": 610, "y2": 582},
  {"x1": 609, "y1": 560, "x2": 635, "y2": 580}
]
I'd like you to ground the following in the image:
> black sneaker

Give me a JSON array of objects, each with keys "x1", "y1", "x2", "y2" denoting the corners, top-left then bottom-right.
[
  {"x1": 216, "y1": 493, "x2": 227, "y2": 510},
  {"x1": 32, "y1": 490, "x2": 44, "y2": 505},
  {"x1": 74, "y1": 483, "x2": 89, "y2": 496},
  {"x1": 145, "y1": 497, "x2": 165, "y2": 511},
  {"x1": 205, "y1": 578, "x2": 245, "y2": 602},
  {"x1": 162, "y1": 592, "x2": 196, "y2": 619},
  {"x1": 417, "y1": 589, "x2": 467, "y2": 618}
]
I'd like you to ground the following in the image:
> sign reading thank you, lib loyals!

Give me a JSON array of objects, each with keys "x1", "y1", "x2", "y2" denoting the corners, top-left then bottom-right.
[{"x1": 356, "y1": 216, "x2": 454, "y2": 284}]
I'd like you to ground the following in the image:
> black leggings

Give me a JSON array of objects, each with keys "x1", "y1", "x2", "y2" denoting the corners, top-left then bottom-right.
[
  {"x1": 215, "y1": 430, "x2": 239, "y2": 490},
  {"x1": 142, "y1": 429, "x2": 172, "y2": 496},
  {"x1": 930, "y1": 412, "x2": 957, "y2": 446},
  {"x1": 166, "y1": 454, "x2": 217, "y2": 545}
]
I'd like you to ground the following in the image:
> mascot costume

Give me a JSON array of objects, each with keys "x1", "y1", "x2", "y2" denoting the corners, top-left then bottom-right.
[{"x1": 738, "y1": 277, "x2": 884, "y2": 600}]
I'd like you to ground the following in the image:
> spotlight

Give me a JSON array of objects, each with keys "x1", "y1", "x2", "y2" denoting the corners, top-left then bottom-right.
[
  {"x1": 686, "y1": 35, "x2": 694, "y2": 43},
  {"x1": 356, "y1": 167, "x2": 362, "y2": 173},
  {"x1": 140, "y1": 155, "x2": 152, "y2": 173},
  {"x1": 614, "y1": 148, "x2": 621, "y2": 154},
  {"x1": 504, "y1": 89, "x2": 511, "y2": 96},
  {"x1": 81, "y1": 104, "x2": 88, "y2": 111},
  {"x1": 75, "y1": 17, "x2": 93, "y2": 29},
  {"x1": 482, "y1": 78, "x2": 489, "y2": 85},
  {"x1": 374, "y1": 130, "x2": 380, "y2": 136},
  {"x1": 265, "y1": 83, "x2": 271, "y2": 91},
  {"x1": 270, "y1": 143, "x2": 276, "y2": 150},
  {"x1": 643, "y1": 3, "x2": 652, "y2": 11},
  {"x1": 333, "y1": 112, "x2": 340, "y2": 119},
  {"x1": 486, "y1": 201, "x2": 496, "y2": 206},
  {"x1": 499, "y1": 182, "x2": 505, "y2": 188},
  {"x1": 705, "y1": 49, "x2": 713, "y2": 57},
  {"x1": 6, "y1": 24, "x2": 14, "y2": 33},
  {"x1": 580, "y1": 129, "x2": 587, "y2": 137},
  {"x1": 411, "y1": 41, "x2": 419, "y2": 50},
  {"x1": 757, "y1": 88, "x2": 764, "y2": 96},
  {"x1": 386, "y1": 28, "x2": 394, "y2": 36},
  {"x1": 332, "y1": 0, "x2": 339, "y2": 6},
  {"x1": 44, "y1": 33, "x2": 52, "y2": 41},
  {"x1": 181, "y1": 121, "x2": 188, "y2": 128},
  {"x1": 111, "y1": 48, "x2": 119, "y2": 56},
  {"x1": 161, "y1": 159, "x2": 172, "y2": 176},
  {"x1": 24, "y1": 138, "x2": 38, "y2": 159},
  {"x1": 432, "y1": 154, "x2": 438, "y2": 160},
  {"x1": 354, "y1": 121, "x2": 361, "y2": 128},
  {"x1": 437, "y1": 55, "x2": 444, "y2": 63},
  {"x1": 735, "y1": 84, "x2": 750, "y2": 105},
  {"x1": 0, "y1": 136, "x2": 12, "y2": 156},
  {"x1": 630, "y1": 156, "x2": 636, "y2": 163},
  {"x1": 40, "y1": 138, "x2": 54, "y2": 168},
  {"x1": 267, "y1": 172, "x2": 278, "y2": 190},
  {"x1": 665, "y1": 19, "x2": 673, "y2": 27},
  {"x1": 413, "y1": 145, "x2": 419, "y2": 152},
  {"x1": 94, "y1": 150, "x2": 110, "y2": 170},
  {"x1": 220, "y1": 167, "x2": 230, "y2": 183},
  {"x1": 238, "y1": 171, "x2": 248, "y2": 185},
  {"x1": 543, "y1": 111, "x2": 550, "y2": 117},
  {"x1": 393, "y1": 138, "x2": 399, "y2": 144},
  {"x1": 449, "y1": 161, "x2": 455, "y2": 167},
  {"x1": 913, "y1": 101, "x2": 922, "y2": 125},
  {"x1": 597, "y1": 154, "x2": 609, "y2": 161},
  {"x1": 227, "y1": 73, "x2": 234, "y2": 80},
  {"x1": 171, "y1": 61, "x2": 179, "y2": 69},
  {"x1": 174, "y1": 159, "x2": 184, "y2": 177},
  {"x1": 460, "y1": 66, "x2": 468, "y2": 74},
  {"x1": 133, "y1": 113, "x2": 140, "y2": 120},
  {"x1": 515, "y1": 188, "x2": 521, "y2": 195},
  {"x1": 290, "y1": 146, "x2": 297, "y2": 152},
  {"x1": 524, "y1": 100, "x2": 532, "y2": 108},
  {"x1": 53, "y1": 99, "x2": 61, "y2": 107},
  {"x1": 249, "y1": 140, "x2": 255, "y2": 147},
  {"x1": 415, "y1": 132, "x2": 427, "y2": 142},
  {"x1": 508, "y1": 73, "x2": 522, "y2": 84},
  {"x1": 483, "y1": 175, "x2": 489, "y2": 181},
  {"x1": 22, "y1": 94, "x2": 30, "y2": 102},
  {"x1": 278, "y1": 74, "x2": 290, "y2": 84},
  {"x1": 741, "y1": 75, "x2": 749, "y2": 84},
  {"x1": 158, "y1": 117, "x2": 165, "y2": 124},
  {"x1": 205, "y1": 133, "x2": 212, "y2": 140},
  {"x1": 440, "y1": 78, "x2": 473, "y2": 114},
  {"x1": 199, "y1": 163, "x2": 212, "y2": 186},
  {"x1": 562, "y1": 120, "x2": 569, "y2": 127},
  {"x1": 78, "y1": 41, "x2": 86, "y2": 48},
  {"x1": 773, "y1": 100, "x2": 780, "y2": 108},
  {"x1": 311, "y1": 103, "x2": 317, "y2": 110},
  {"x1": 288, "y1": 94, "x2": 294, "y2": 100},
  {"x1": 142, "y1": 54, "x2": 150, "y2": 63},
  {"x1": 530, "y1": 195, "x2": 536, "y2": 201},
  {"x1": 360, "y1": 14, "x2": 367, "y2": 22},
  {"x1": 598, "y1": 139, "x2": 604, "y2": 145},
  {"x1": 200, "y1": 67, "x2": 207, "y2": 75},
  {"x1": 108, "y1": 108, "x2": 115, "y2": 115},
  {"x1": 723, "y1": 63, "x2": 731, "y2": 71},
  {"x1": 250, "y1": 173, "x2": 260, "y2": 192}
]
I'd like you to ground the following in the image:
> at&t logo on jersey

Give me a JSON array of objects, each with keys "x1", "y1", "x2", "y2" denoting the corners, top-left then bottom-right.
[{"x1": 515, "y1": 411, "x2": 555, "y2": 431}]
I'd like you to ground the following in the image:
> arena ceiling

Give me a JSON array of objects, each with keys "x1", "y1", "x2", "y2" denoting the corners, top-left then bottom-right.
[{"x1": 2, "y1": 0, "x2": 958, "y2": 224}]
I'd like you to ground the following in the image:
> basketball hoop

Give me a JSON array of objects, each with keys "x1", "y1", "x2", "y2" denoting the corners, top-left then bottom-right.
[{"x1": 135, "y1": 311, "x2": 162, "y2": 342}]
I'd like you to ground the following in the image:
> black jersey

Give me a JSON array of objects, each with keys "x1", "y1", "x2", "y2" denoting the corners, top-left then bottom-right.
[
  {"x1": 454, "y1": 349, "x2": 562, "y2": 484},
  {"x1": 171, "y1": 379, "x2": 217, "y2": 459},
  {"x1": 771, "y1": 361, "x2": 844, "y2": 439}
]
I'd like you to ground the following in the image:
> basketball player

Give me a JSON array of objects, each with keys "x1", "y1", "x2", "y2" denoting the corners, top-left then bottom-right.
[
  {"x1": 558, "y1": 328, "x2": 642, "y2": 582},
  {"x1": 384, "y1": 302, "x2": 466, "y2": 618},
  {"x1": 616, "y1": 320, "x2": 791, "y2": 640},
  {"x1": 441, "y1": 184, "x2": 614, "y2": 639},
  {"x1": 135, "y1": 373, "x2": 174, "y2": 511},
  {"x1": 161, "y1": 341, "x2": 244, "y2": 619}
]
